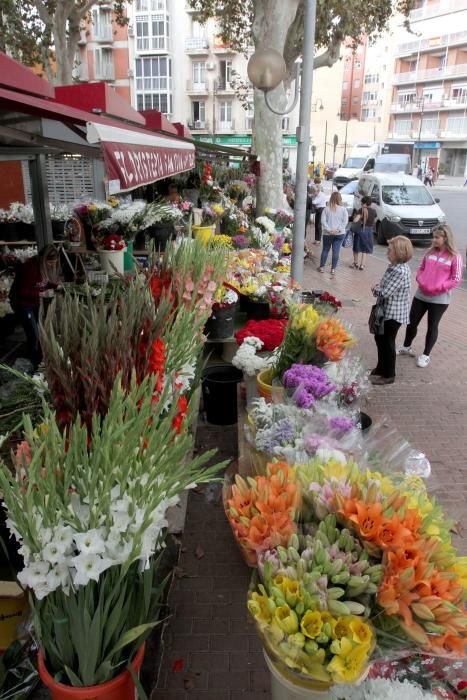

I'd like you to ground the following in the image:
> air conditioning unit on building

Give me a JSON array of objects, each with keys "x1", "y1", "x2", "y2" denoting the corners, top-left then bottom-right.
[
  {"x1": 128, "y1": 24, "x2": 134, "y2": 36},
  {"x1": 206, "y1": 62, "x2": 215, "y2": 70},
  {"x1": 195, "y1": 120, "x2": 202, "y2": 128},
  {"x1": 128, "y1": 68, "x2": 134, "y2": 77}
]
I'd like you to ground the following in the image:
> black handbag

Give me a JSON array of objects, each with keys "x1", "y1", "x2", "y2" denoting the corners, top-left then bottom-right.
[{"x1": 368, "y1": 300, "x2": 385, "y2": 335}]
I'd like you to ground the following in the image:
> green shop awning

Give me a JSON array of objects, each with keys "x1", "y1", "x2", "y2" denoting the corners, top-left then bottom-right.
[{"x1": 194, "y1": 134, "x2": 298, "y2": 147}]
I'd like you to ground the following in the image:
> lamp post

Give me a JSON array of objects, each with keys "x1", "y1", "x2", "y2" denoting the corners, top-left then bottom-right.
[
  {"x1": 323, "y1": 120, "x2": 328, "y2": 164},
  {"x1": 311, "y1": 98, "x2": 324, "y2": 112},
  {"x1": 416, "y1": 94, "x2": 425, "y2": 167},
  {"x1": 247, "y1": 0, "x2": 317, "y2": 286},
  {"x1": 337, "y1": 111, "x2": 349, "y2": 163}
]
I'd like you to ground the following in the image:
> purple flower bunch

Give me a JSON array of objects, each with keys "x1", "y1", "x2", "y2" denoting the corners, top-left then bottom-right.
[
  {"x1": 273, "y1": 234, "x2": 285, "y2": 251},
  {"x1": 263, "y1": 418, "x2": 295, "y2": 451},
  {"x1": 282, "y1": 364, "x2": 335, "y2": 409},
  {"x1": 329, "y1": 415, "x2": 355, "y2": 435},
  {"x1": 232, "y1": 234, "x2": 250, "y2": 249}
]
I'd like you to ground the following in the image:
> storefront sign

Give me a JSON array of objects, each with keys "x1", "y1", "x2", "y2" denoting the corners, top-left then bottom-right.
[
  {"x1": 194, "y1": 134, "x2": 298, "y2": 147},
  {"x1": 87, "y1": 122, "x2": 195, "y2": 194},
  {"x1": 414, "y1": 142, "x2": 440, "y2": 149}
]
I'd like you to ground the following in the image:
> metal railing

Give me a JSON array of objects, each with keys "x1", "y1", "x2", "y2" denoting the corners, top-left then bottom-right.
[
  {"x1": 393, "y1": 63, "x2": 467, "y2": 84},
  {"x1": 218, "y1": 119, "x2": 235, "y2": 130},
  {"x1": 391, "y1": 96, "x2": 467, "y2": 112},
  {"x1": 188, "y1": 120, "x2": 210, "y2": 130},
  {"x1": 409, "y1": 0, "x2": 467, "y2": 22},
  {"x1": 185, "y1": 37, "x2": 209, "y2": 50},
  {"x1": 186, "y1": 80, "x2": 209, "y2": 92},
  {"x1": 397, "y1": 29, "x2": 467, "y2": 56}
]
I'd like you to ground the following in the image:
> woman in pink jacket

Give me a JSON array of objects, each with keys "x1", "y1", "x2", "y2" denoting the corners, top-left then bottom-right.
[{"x1": 398, "y1": 224, "x2": 463, "y2": 367}]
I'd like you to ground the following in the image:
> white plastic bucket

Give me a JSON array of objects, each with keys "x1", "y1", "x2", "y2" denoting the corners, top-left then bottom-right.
[{"x1": 98, "y1": 249, "x2": 124, "y2": 277}]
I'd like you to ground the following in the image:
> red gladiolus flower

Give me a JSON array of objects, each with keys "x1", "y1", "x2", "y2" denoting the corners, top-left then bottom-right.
[{"x1": 172, "y1": 394, "x2": 188, "y2": 434}]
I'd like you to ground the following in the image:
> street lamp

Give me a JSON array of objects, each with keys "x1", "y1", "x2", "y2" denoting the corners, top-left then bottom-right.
[
  {"x1": 247, "y1": 0, "x2": 317, "y2": 286},
  {"x1": 416, "y1": 95, "x2": 425, "y2": 167},
  {"x1": 336, "y1": 111, "x2": 349, "y2": 162},
  {"x1": 311, "y1": 97, "x2": 324, "y2": 112}
]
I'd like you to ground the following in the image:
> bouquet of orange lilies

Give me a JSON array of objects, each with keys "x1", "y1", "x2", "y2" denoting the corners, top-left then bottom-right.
[{"x1": 224, "y1": 462, "x2": 301, "y2": 566}]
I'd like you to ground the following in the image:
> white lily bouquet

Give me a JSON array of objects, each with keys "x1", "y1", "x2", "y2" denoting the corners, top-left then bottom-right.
[{"x1": 0, "y1": 373, "x2": 225, "y2": 687}]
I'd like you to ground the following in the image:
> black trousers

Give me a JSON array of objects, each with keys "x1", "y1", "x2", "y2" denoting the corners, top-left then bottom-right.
[
  {"x1": 314, "y1": 207, "x2": 324, "y2": 242},
  {"x1": 403, "y1": 297, "x2": 449, "y2": 356},
  {"x1": 11, "y1": 304, "x2": 42, "y2": 369},
  {"x1": 373, "y1": 319, "x2": 401, "y2": 378}
]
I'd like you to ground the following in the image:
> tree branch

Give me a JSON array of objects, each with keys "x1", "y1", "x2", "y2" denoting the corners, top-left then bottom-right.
[
  {"x1": 32, "y1": 0, "x2": 52, "y2": 25},
  {"x1": 313, "y1": 39, "x2": 342, "y2": 70}
]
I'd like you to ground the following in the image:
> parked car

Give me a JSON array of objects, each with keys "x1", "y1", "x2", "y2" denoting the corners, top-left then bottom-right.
[
  {"x1": 353, "y1": 173, "x2": 446, "y2": 244},
  {"x1": 338, "y1": 180, "x2": 358, "y2": 218}
]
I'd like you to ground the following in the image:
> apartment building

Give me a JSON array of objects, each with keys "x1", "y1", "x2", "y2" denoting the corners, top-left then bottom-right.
[
  {"x1": 340, "y1": 38, "x2": 367, "y2": 121},
  {"x1": 387, "y1": 0, "x2": 467, "y2": 176},
  {"x1": 76, "y1": 2, "x2": 299, "y2": 162}
]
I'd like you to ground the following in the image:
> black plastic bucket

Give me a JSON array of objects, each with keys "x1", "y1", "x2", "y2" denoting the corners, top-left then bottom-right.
[
  {"x1": 205, "y1": 305, "x2": 236, "y2": 340},
  {"x1": 202, "y1": 365, "x2": 243, "y2": 425},
  {"x1": 359, "y1": 411, "x2": 372, "y2": 433},
  {"x1": 246, "y1": 299, "x2": 270, "y2": 320},
  {"x1": 146, "y1": 225, "x2": 175, "y2": 252}
]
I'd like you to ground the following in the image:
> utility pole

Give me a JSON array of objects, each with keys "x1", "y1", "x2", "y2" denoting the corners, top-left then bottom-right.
[
  {"x1": 323, "y1": 120, "x2": 328, "y2": 163},
  {"x1": 343, "y1": 120, "x2": 349, "y2": 162},
  {"x1": 416, "y1": 94, "x2": 425, "y2": 167}
]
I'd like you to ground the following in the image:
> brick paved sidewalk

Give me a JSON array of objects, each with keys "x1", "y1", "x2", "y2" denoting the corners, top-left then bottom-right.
[{"x1": 153, "y1": 244, "x2": 467, "y2": 700}]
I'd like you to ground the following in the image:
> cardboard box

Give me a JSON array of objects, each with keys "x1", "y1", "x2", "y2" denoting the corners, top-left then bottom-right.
[{"x1": 0, "y1": 581, "x2": 28, "y2": 651}]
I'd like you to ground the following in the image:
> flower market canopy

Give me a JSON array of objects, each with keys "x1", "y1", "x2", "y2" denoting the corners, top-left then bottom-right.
[{"x1": 86, "y1": 122, "x2": 195, "y2": 195}]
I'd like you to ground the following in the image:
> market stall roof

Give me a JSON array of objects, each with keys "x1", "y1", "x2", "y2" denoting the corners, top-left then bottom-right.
[
  {"x1": 193, "y1": 138, "x2": 257, "y2": 161},
  {"x1": 0, "y1": 53, "x2": 196, "y2": 191}
]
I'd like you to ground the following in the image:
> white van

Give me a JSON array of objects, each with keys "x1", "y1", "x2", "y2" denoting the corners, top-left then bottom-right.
[
  {"x1": 353, "y1": 173, "x2": 446, "y2": 244},
  {"x1": 333, "y1": 143, "x2": 381, "y2": 189},
  {"x1": 374, "y1": 153, "x2": 412, "y2": 175}
]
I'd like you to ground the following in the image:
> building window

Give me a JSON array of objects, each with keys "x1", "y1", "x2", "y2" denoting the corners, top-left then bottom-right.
[
  {"x1": 352, "y1": 96, "x2": 359, "y2": 104},
  {"x1": 355, "y1": 61, "x2": 361, "y2": 69},
  {"x1": 342, "y1": 81, "x2": 348, "y2": 90},
  {"x1": 397, "y1": 89, "x2": 416, "y2": 105},
  {"x1": 341, "y1": 98, "x2": 348, "y2": 105},
  {"x1": 136, "y1": 11, "x2": 169, "y2": 51},
  {"x1": 446, "y1": 115, "x2": 467, "y2": 133},
  {"x1": 452, "y1": 85, "x2": 467, "y2": 104},
  {"x1": 94, "y1": 48, "x2": 114, "y2": 80},
  {"x1": 423, "y1": 85, "x2": 443, "y2": 103},
  {"x1": 219, "y1": 101, "x2": 233, "y2": 129},
  {"x1": 192, "y1": 61, "x2": 206, "y2": 88},
  {"x1": 393, "y1": 118, "x2": 412, "y2": 135},
  {"x1": 219, "y1": 60, "x2": 232, "y2": 89},
  {"x1": 363, "y1": 90, "x2": 378, "y2": 103},
  {"x1": 364, "y1": 73, "x2": 379, "y2": 84},
  {"x1": 92, "y1": 8, "x2": 112, "y2": 41},
  {"x1": 354, "y1": 79, "x2": 360, "y2": 88},
  {"x1": 135, "y1": 56, "x2": 172, "y2": 114},
  {"x1": 282, "y1": 117, "x2": 290, "y2": 130},
  {"x1": 420, "y1": 116, "x2": 439, "y2": 133},
  {"x1": 191, "y1": 101, "x2": 206, "y2": 126},
  {"x1": 136, "y1": 0, "x2": 166, "y2": 10}
]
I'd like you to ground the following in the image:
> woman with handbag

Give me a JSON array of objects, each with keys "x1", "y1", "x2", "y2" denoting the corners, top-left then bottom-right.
[
  {"x1": 369, "y1": 235, "x2": 413, "y2": 385},
  {"x1": 318, "y1": 192, "x2": 348, "y2": 276},
  {"x1": 350, "y1": 196, "x2": 376, "y2": 270}
]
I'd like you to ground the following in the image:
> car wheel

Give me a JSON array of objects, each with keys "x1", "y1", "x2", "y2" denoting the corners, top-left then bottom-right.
[{"x1": 376, "y1": 222, "x2": 386, "y2": 245}]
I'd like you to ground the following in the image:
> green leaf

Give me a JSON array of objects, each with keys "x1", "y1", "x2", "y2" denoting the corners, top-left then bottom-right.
[
  {"x1": 63, "y1": 665, "x2": 84, "y2": 688},
  {"x1": 105, "y1": 623, "x2": 159, "y2": 662}
]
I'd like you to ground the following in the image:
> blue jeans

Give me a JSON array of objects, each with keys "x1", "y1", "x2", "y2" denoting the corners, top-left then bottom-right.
[{"x1": 319, "y1": 234, "x2": 345, "y2": 270}]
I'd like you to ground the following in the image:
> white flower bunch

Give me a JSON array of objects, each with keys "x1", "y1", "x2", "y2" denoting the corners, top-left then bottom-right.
[
  {"x1": 50, "y1": 203, "x2": 71, "y2": 221},
  {"x1": 255, "y1": 216, "x2": 276, "y2": 234},
  {"x1": 232, "y1": 337, "x2": 274, "y2": 377},
  {"x1": 9, "y1": 202, "x2": 34, "y2": 224},
  {"x1": 332, "y1": 678, "x2": 438, "y2": 700},
  {"x1": 8, "y1": 246, "x2": 37, "y2": 262}
]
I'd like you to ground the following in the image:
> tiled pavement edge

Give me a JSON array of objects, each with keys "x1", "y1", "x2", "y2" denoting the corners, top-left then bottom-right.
[{"x1": 153, "y1": 244, "x2": 467, "y2": 699}]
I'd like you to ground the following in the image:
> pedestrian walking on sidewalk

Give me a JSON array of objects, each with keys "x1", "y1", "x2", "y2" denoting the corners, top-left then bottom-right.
[
  {"x1": 369, "y1": 236, "x2": 413, "y2": 385},
  {"x1": 350, "y1": 196, "x2": 376, "y2": 270},
  {"x1": 318, "y1": 192, "x2": 348, "y2": 276},
  {"x1": 312, "y1": 186, "x2": 327, "y2": 244},
  {"x1": 398, "y1": 224, "x2": 463, "y2": 368}
]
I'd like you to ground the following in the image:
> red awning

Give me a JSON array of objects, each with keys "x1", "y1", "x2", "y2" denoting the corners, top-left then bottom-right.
[{"x1": 86, "y1": 122, "x2": 195, "y2": 194}]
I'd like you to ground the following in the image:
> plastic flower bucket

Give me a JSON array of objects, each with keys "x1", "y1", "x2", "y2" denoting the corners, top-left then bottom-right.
[
  {"x1": 256, "y1": 368, "x2": 273, "y2": 402},
  {"x1": 123, "y1": 240, "x2": 134, "y2": 272},
  {"x1": 202, "y1": 365, "x2": 243, "y2": 425},
  {"x1": 98, "y1": 249, "x2": 124, "y2": 277},
  {"x1": 38, "y1": 643, "x2": 145, "y2": 700},
  {"x1": 263, "y1": 650, "x2": 334, "y2": 699},
  {"x1": 192, "y1": 225, "x2": 215, "y2": 245},
  {"x1": 204, "y1": 305, "x2": 236, "y2": 340}
]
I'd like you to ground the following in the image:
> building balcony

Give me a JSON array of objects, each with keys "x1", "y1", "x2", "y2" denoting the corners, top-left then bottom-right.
[
  {"x1": 188, "y1": 120, "x2": 210, "y2": 131},
  {"x1": 393, "y1": 62, "x2": 467, "y2": 85},
  {"x1": 387, "y1": 131, "x2": 414, "y2": 140},
  {"x1": 391, "y1": 97, "x2": 467, "y2": 113},
  {"x1": 218, "y1": 119, "x2": 235, "y2": 131},
  {"x1": 95, "y1": 68, "x2": 115, "y2": 81},
  {"x1": 186, "y1": 80, "x2": 210, "y2": 95},
  {"x1": 215, "y1": 81, "x2": 235, "y2": 95},
  {"x1": 396, "y1": 29, "x2": 467, "y2": 57},
  {"x1": 185, "y1": 37, "x2": 209, "y2": 53},
  {"x1": 93, "y1": 29, "x2": 113, "y2": 42},
  {"x1": 409, "y1": 0, "x2": 467, "y2": 22},
  {"x1": 440, "y1": 128, "x2": 467, "y2": 138}
]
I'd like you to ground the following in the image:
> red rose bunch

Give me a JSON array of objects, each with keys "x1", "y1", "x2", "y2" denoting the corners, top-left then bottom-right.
[
  {"x1": 318, "y1": 292, "x2": 342, "y2": 309},
  {"x1": 101, "y1": 234, "x2": 126, "y2": 251},
  {"x1": 235, "y1": 319, "x2": 287, "y2": 352}
]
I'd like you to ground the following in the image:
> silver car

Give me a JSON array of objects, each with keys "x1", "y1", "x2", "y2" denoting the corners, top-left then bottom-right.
[{"x1": 338, "y1": 180, "x2": 358, "y2": 218}]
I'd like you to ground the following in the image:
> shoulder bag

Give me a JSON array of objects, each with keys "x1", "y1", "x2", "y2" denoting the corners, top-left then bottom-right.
[{"x1": 368, "y1": 299, "x2": 385, "y2": 335}]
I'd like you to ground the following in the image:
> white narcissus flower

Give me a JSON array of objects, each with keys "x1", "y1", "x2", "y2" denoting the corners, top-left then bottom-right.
[{"x1": 74, "y1": 528, "x2": 106, "y2": 555}]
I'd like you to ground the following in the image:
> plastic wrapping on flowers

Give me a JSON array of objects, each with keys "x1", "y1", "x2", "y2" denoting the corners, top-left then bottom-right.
[{"x1": 223, "y1": 461, "x2": 302, "y2": 567}]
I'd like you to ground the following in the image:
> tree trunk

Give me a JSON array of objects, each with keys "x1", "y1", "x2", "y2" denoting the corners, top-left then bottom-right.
[{"x1": 252, "y1": 0, "x2": 299, "y2": 213}]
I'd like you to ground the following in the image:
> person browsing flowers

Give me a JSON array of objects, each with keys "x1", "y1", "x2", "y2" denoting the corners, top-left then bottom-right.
[
  {"x1": 318, "y1": 192, "x2": 348, "y2": 276},
  {"x1": 369, "y1": 236, "x2": 413, "y2": 385},
  {"x1": 398, "y1": 224, "x2": 463, "y2": 368}
]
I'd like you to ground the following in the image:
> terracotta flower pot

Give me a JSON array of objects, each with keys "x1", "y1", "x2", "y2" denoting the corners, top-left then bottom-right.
[{"x1": 37, "y1": 643, "x2": 145, "y2": 700}]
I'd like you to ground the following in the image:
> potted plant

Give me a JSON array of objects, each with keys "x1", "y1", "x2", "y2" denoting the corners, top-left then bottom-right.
[
  {"x1": 204, "y1": 286, "x2": 239, "y2": 340},
  {"x1": 50, "y1": 204, "x2": 71, "y2": 240},
  {"x1": 137, "y1": 202, "x2": 183, "y2": 252},
  {"x1": 97, "y1": 233, "x2": 126, "y2": 277},
  {"x1": 73, "y1": 202, "x2": 112, "y2": 250},
  {"x1": 0, "y1": 375, "x2": 225, "y2": 699}
]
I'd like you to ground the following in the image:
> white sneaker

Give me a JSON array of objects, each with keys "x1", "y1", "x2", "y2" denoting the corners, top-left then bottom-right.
[
  {"x1": 397, "y1": 346, "x2": 415, "y2": 356},
  {"x1": 417, "y1": 354, "x2": 430, "y2": 368}
]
